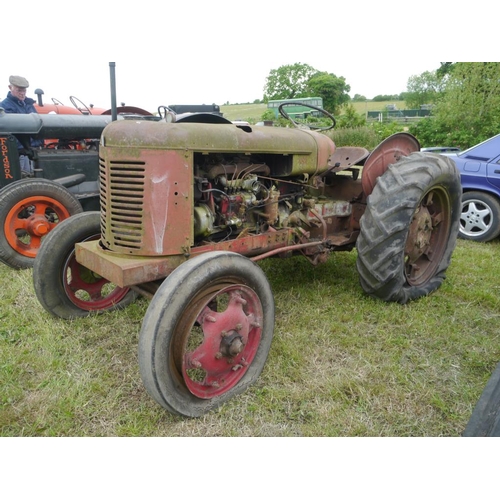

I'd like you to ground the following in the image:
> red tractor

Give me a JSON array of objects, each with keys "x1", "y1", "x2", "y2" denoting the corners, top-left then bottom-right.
[
  {"x1": 33, "y1": 89, "x2": 108, "y2": 115},
  {"x1": 32, "y1": 103, "x2": 462, "y2": 417}
]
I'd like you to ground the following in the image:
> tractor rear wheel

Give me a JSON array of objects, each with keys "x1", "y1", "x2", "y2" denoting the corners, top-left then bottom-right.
[
  {"x1": 356, "y1": 152, "x2": 461, "y2": 304},
  {"x1": 0, "y1": 179, "x2": 83, "y2": 269},
  {"x1": 33, "y1": 211, "x2": 137, "y2": 319},
  {"x1": 138, "y1": 251, "x2": 275, "y2": 417}
]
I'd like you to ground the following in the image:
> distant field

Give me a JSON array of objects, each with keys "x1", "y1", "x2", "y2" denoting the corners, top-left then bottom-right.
[
  {"x1": 351, "y1": 100, "x2": 407, "y2": 113},
  {"x1": 221, "y1": 101, "x2": 406, "y2": 122},
  {"x1": 221, "y1": 103, "x2": 267, "y2": 121}
]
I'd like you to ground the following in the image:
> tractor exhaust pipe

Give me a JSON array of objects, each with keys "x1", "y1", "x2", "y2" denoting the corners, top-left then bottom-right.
[
  {"x1": 109, "y1": 62, "x2": 117, "y2": 122},
  {"x1": 34, "y1": 88, "x2": 44, "y2": 107}
]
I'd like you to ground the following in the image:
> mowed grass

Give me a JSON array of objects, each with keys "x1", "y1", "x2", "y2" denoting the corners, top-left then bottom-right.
[
  {"x1": 221, "y1": 103, "x2": 267, "y2": 121},
  {"x1": 1, "y1": 237, "x2": 499, "y2": 437}
]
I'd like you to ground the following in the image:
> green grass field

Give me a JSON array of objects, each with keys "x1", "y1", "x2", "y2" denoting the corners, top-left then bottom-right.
[
  {"x1": 1, "y1": 237, "x2": 499, "y2": 437},
  {"x1": 221, "y1": 101, "x2": 406, "y2": 122}
]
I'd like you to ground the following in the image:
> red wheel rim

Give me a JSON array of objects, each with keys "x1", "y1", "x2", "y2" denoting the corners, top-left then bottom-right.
[
  {"x1": 4, "y1": 196, "x2": 72, "y2": 258},
  {"x1": 63, "y1": 235, "x2": 131, "y2": 311},
  {"x1": 177, "y1": 284, "x2": 263, "y2": 399},
  {"x1": 404, "y1": 186, "x2": 451, "y2": 285}
]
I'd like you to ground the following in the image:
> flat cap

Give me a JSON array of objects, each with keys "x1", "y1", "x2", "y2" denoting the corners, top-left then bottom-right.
[{"x1": 9, "y1": 75, "x2": 29, "y2": 88}]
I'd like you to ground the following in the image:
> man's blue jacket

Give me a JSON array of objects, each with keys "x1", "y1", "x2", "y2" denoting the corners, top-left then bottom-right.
[
  {"x1": 1, "y1": 92, "x2": 43, "y2": 149},
  {"x1": 1, "y1": 91, "x2": 38, "y2": 114}
]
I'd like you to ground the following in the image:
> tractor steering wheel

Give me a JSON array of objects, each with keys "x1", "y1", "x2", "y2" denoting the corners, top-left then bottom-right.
[
  {"x1": 70, "y1": 96, "x2": 92, "y2": 115},
  {"x1": 278, "y1": 102, "x2": 336, "y2": 131},
  {"x1": 158, "y1": 105, "x2": 176, "y2": 122}
]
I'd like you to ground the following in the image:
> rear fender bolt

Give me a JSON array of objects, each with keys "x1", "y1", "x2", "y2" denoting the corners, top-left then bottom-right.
[
  {"x1": 191, "y1": 359, "x2": 202, "y2": 368},
  {"x1": 235, "y1": 323, "x2": 243, "y2": 331},
  {"x1": 215, "y1": 352, "x2": 223, "y2": 359},
  {"x1": 206, "y1": 315, "x2": 217, "y2": 323},
  {"x1": 220, "y1": 330, "x2": 228, "y2": 337}
]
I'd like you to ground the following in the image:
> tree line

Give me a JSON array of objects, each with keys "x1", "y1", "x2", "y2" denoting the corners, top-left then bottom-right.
[
  {"x1": 408, "y1": 62, "x2": 500, "y2": 149},
  {"x1": 262, "y1": 62, "x2": 500, "y2": 149}
]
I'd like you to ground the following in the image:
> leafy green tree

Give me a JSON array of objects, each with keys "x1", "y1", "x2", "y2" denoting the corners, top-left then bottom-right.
[
  {"x1": 437, "y1": 62, "x2": 500, "y2": 134},
  {"x1": 306, "y1": 72, "x2": 350, "y2": 114},
  {"x1": 405, "y1": 70, "x2": 444, "y2": 109},
  {"x1": 263, "y1": 63, "x2": 317, "y2": 101},
  {"x1": 336, "y1": 104, "x2": 366, "y2": 129},
  {"x1": 408, "y1": 117, "x2": 467, "y2": 149},
  {"x1": 436, "y1": 62, "x2": 456, "y2": 79},
  {"x1": 410, "y1": 63, "x2": 500, "y2": 148},
  {"x1": 263, "y1": 63, "x2": 351, "y2": 115}
]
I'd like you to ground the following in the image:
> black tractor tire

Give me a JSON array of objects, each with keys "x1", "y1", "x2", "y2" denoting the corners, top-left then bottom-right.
[
  {"x1": 459, "y1": 191, "x2": 500, "y2": 242},
  {"x1": 138, "y1": 251, "x2": 275, "y2": 417},
  {"x1": 0, "y1": 178, "x2": 83, "y2": 269},
  {"x1": 33, "y1": 211, "x2": 137, "y2": 319},
  {"x1": 356, "y1": 152, "x2": 462, "y2": 304},
  {"x1": 463, "y1": 361, "x2": 500, "y2": 437}
]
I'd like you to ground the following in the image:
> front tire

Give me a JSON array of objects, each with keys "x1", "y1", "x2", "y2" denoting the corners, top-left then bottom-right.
[
  {"x1": 33, "y1": 211, "x2": 137, "y2": 319},
  {"x1": 356, "y1": 152, "x2": 462, "y2": 304},
  {"x1": 459, "y1": 191, "x2": 500, "y2": 242},
  {"x1": 0, "y1": 179, "x2": 83, "y2": 269},
  {"x1": 138, "y1": 251, "x2": 275, "y2": 417}
]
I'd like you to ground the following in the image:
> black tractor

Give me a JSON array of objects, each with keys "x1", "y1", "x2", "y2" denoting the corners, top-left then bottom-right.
[{"x1": 0, "y1": 106, "x2": 156, "y2": 269}]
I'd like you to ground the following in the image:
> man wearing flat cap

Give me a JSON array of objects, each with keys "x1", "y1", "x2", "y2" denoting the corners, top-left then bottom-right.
[
  {"x1": 1, "y1": 75, "x2": 38, "y2": 114},
  {"x1": 1, "y1": 75, "x2": 40, "y2": 175}
]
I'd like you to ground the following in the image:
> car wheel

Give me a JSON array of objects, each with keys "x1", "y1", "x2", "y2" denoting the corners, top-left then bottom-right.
[{"x1": 460, "y1": 191, "x2": 500, "y2": 242}]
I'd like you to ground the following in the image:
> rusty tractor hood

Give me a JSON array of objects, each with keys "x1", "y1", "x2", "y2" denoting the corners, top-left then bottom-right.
[{"x1": 101, "y1": 120, "x2": 336, "y2": 176}]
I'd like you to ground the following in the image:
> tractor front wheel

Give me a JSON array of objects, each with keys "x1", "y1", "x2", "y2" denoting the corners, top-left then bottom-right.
[
  {"x1": 33, "y1": 211, "x2": 137, "y2": 319},
  {"x1": 138, "y1": 251, "x2": 275, "y2": 417},
  {"x1": 356, "y1": 152, "x2": 461, "y2": 304},
  {"x1": 0, "y1": 179, "x2": 83, "y2": 269}
]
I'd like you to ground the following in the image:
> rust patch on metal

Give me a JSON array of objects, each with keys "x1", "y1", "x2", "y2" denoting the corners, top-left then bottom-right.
[
  {"x1": 328, "y1": 146, "x2": 369, "y2": 173},
  {"x1": 76, "y1": 228, "x2": 296, "y2": 287},
  {"x1": 361, "y1": 133, "x2": 420, "y2": 196},
  {"x1": 75, "y1": 240, "x2": 187, "y2": 288}
]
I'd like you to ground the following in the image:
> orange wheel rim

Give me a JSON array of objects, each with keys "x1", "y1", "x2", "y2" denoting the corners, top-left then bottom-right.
[{"x1": 4, "y1": 196, "x2": 72, "y2": 258}]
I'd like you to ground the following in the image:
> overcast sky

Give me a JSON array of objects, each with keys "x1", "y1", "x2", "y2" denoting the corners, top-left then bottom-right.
[{"x1": 1, "y1": 0, "x2": 494, "y2": 114}]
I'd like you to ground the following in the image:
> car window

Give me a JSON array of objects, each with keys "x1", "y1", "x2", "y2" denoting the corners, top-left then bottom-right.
[{"x1": 459, "y1": 133, "x2": 500, "y2": 162}]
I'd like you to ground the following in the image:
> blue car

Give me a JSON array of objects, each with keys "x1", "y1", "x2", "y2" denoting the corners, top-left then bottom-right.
[{"x1": 442, "y1": 133, "x2": 500, "y2": 242}]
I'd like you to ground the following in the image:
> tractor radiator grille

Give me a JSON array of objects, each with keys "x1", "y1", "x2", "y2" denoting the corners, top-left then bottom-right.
[{"x1": 99, "y1": 158, "x2": 146, "y2": 250}]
